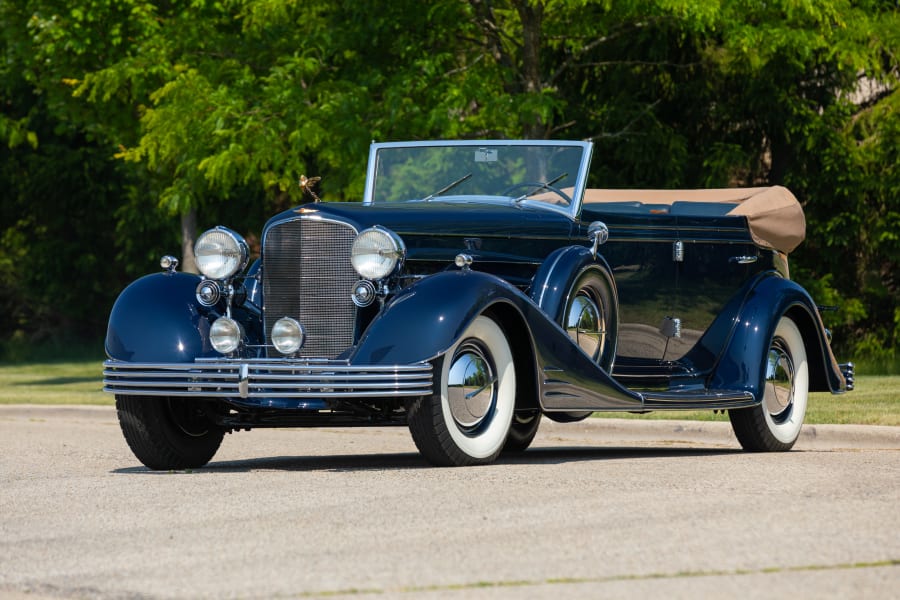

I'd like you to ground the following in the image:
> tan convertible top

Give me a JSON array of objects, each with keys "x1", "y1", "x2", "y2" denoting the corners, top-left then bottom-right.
[{"x1": 582, "y1": 186, "x2": 806, "y2": 254}]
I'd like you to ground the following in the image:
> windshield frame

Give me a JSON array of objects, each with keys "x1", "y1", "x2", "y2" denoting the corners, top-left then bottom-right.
[{"x1": 362, "y1": 139, "x2": 594, "y2": 219}]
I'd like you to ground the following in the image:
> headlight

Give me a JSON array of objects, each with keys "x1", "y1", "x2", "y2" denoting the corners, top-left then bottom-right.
[
  {"x1": 195, "y1": 227, "x2": 249, "y2": 280},
  {"x1": 209, "y1": 317, "x2": 242, "y2": 354},
  {"x1": 351, "y1": 227, "x2": 405, "y2": 279},
  {"x1": 271, "y1": 317, "x2": 305, "y2": 355}
]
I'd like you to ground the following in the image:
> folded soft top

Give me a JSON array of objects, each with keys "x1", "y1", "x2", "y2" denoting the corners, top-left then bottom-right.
[{"x1": 582, "y1": 186, "x2": 805, "y2": 254}]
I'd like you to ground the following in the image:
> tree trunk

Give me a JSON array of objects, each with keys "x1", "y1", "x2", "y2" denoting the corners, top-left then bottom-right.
[
  {"x1": 517, "y1": 1, "x2": 545, "y2": 139},
  {"x1": 180, "y1": 208, "x2": 198, "y2": 274}
]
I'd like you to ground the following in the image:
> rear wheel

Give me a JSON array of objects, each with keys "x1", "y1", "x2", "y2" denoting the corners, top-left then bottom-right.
[
  {"x1": 116, "y1": 396, "x2": 225, "y2": 470},
  {"x1": 408, "y1": 315, "x2": 516, "y2": 466},
  {"x1": 729, "y1": 316, "x2": 809, "y2": 451}
]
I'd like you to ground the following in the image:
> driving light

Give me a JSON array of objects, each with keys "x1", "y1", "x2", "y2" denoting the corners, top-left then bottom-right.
[
  {"x1": 209, "y1": 317, "x2": 242, "y2": 354},
  {"x1": 271, "y1": 317, "x2": 305, "y2": 355},
  {"x1": 195, "y1": 227, "x2": 249, "y2": 280},
  {"x1": 351, "y1": 227, "x2": 405, "y2": 280}
]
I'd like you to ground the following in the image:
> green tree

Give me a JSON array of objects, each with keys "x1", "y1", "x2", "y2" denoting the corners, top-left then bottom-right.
[{"x1": 3, "y1": 0, "x2": 898, "y2": 361}]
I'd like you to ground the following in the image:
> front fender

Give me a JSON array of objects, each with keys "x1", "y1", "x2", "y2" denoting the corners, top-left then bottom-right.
[
  {"x1": 350, "y1": 269, "x2": 641, "y2": 410},
  {"x1": 350, "y1": 270, "x2": 524, "y2": 365},
  {"x1": 104, "y1": 272, "x2": 216, "y2": 363},
  {"x1": 710, "y1": 274, "x2": 847, "y2": 399}
]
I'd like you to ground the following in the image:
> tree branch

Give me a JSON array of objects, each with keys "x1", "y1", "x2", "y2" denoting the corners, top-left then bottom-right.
[
  {"x1": 584, "y1": 100, "x2": 661, "y2": 141},
  {"x1": 547, "y1": 19, "x2": 660, "y2": 86}
]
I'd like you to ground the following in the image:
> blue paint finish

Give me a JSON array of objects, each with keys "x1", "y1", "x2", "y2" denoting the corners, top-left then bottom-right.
[
  {"x1": 530, "y1": 246, "x2": 613, "y2": 321},
  {"x1": 709, "y1": 273, "x2": 846, "y2": 400},
  {"x1": 350, "y1": 269, "x2": 641, "y2": 410},
  {"x1": 104, "y1": 272, "x2": 217, "y2": 363},
  {"x1": 350, "y1": 270, "x2": 517, "y2": 365}
]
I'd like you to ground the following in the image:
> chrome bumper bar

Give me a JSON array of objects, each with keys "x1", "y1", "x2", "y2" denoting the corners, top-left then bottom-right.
[{"x1": 103, "y1": 358, "x2": 433, "y2": 400}]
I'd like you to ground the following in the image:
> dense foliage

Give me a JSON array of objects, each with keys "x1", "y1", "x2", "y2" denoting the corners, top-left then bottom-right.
[{"x1": 2, "y1": 0, "x2": 898, "y2": 364}]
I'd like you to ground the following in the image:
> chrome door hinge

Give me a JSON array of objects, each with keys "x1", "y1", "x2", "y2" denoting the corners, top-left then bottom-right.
[{"x1": 672, "y1": 240, "x2": 684, "y2": 262}]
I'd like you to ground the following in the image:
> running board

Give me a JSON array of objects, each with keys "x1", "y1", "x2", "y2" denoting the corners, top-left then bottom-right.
[{"x1": 641, "y1": 389, "x2": 756, "y2": 411}]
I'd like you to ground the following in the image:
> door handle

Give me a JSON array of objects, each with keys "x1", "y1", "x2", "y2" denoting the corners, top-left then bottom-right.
[{"x1": 729, "y1": 255, "x2": 758, "y2": 264}]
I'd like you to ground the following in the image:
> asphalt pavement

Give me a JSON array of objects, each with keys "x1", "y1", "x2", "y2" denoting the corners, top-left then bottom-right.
[{"x1": 1, "y1": 405, "x2": 898, "y2": 599}]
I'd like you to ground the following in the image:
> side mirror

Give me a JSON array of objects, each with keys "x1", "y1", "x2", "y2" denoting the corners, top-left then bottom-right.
[{"x1": 587, "y1": 221, "x2": 609, "y2": 258}]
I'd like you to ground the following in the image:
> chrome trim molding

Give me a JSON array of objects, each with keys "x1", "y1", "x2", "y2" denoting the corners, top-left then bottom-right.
[{"x1": 103, "y1": 359, "x2": 433, "y2": 400}]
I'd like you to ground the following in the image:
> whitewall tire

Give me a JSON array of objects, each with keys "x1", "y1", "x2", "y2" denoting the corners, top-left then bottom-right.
[
  {"x1": 730, "y1": 316, "x2": 809, "y2": 451},
  {"x1": 408, "y1": 315, "x2": 516, "y2": 466}
]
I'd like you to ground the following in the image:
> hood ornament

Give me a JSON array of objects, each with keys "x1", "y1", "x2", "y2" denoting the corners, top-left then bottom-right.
[{"x1": 299, "y1": 174, "x2": 322, "y2": 203}]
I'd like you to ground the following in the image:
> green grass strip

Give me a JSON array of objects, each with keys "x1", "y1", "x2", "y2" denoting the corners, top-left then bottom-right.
[
  {"x1": 290, "y1": 559, "x2": 899, "y2": 597},
  {"x1": 1, "y1": 361, "x2": 897, "y2": 425}
]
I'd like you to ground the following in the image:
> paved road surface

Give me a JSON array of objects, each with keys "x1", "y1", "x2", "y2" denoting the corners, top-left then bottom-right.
[{"x1": 1, "y1": 405, "x2": 898, "y2": 599}]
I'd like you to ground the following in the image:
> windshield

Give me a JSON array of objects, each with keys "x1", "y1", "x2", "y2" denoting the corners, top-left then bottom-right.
[{"x1": 363, "y1": 141, "x2": 593, "y2": 215}]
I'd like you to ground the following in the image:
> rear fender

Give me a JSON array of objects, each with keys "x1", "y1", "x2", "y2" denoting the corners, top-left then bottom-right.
[{"x1": 710, "y1": 274, "x2": 847, "y2": 398}]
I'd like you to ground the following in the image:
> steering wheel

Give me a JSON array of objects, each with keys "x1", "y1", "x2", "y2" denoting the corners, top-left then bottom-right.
[{"x1": 501, "y1": 182, "x2": 572, "y2": 205}]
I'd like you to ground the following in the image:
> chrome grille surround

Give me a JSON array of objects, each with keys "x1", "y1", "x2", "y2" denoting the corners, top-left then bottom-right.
[
  {"x1": 262, "y1": 216, "x2": 358, "y2": 358},
  {"x1": 103, "y1": 359, "x2": 433, "y2": 400}
]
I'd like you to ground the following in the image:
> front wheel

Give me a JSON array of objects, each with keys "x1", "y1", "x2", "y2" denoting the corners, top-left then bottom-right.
[
  {"x1": 729, "y1": 316, "x2": 809, "y2": 452},
  {"x1": 116, "y1": 396, "x2": 225, "y2": 470},
  {"x1": 407, "y1": 315, "x2": 516, "y2": 466}
]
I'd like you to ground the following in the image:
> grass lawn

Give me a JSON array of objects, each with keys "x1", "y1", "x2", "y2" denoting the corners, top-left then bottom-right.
[
  {"x1": 0, "y1": 360, "x2": 897, "y2": 425},
  {"x1": 0, "y1": 360, "x2": 108, "y2": 405}
]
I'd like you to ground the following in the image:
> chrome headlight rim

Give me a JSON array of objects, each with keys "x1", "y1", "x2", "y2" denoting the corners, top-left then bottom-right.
[
  {"x1": 209, "y1": 316, "x2": 243, "y2": 355},
  {"x1": 195, "y1": 226, "x2": 250, "y2": 281},
  {"x1": 351, "y1": 226, "x2": 406, "y2": 280}
]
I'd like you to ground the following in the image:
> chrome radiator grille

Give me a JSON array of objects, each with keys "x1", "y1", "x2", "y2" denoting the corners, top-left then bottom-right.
[{"x1": 262, "y1": 217, "x2": 358, "y2": 358}]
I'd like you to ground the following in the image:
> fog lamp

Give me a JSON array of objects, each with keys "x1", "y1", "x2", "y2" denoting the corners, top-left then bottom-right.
[
  {"x1": 271, "y1": 317, "x2": 305, "y2": 354},
  {"x1": 209, "y1": 317, "x2": 242, "y2": 354}
]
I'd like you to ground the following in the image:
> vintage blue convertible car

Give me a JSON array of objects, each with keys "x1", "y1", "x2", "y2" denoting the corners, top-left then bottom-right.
[{"x1": 104, "y1": 140, "x2": 853, "y2": 468}]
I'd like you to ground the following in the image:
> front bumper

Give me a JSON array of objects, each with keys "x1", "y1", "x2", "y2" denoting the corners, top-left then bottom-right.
[{"x1": 103, "y1": 358, "x2": 433, "y2": 402}]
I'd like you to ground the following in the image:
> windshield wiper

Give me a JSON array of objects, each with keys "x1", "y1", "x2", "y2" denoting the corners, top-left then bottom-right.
[
  {"x1": 514, "y1": 172, "x2": 568, "y2": 203},
  {"x1": 422, "y1": 173, "x2": 473, "y2": 202}
]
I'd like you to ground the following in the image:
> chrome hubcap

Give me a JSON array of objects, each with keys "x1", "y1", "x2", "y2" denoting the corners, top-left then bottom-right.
[
  {"x1": 566, "y1": 292, "x2": 606, "y2": 362},
  {"x1": 447, "y1": 342, "x2": 497, "y2": 432},
  {"x1": 764, "y1": 339, "x2": 795, "y2": 422}
]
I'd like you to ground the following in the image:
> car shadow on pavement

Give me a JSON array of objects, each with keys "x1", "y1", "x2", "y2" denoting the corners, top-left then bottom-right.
[{"x1": 112, "y1": 445, "x2": 742, "y2": 474}]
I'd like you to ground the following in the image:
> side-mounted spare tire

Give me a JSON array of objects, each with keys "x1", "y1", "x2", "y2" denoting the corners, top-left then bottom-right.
[{"x1": 545, "y1": 265, "x2": 618, "y2": 424}]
